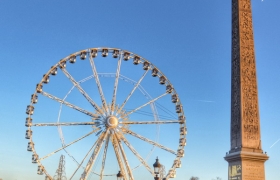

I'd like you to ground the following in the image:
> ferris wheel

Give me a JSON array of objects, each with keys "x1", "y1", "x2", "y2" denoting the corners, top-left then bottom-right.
[{"x1": 25, "y1": 47, "x2": 187, "y2": 180}]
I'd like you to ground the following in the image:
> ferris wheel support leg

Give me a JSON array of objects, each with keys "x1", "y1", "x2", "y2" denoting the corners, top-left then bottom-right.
[
  {"x1": 112, "y1": 135, "x2": 128, "y2": 180},
  {"x1": 69, "y1": 132, "x2": 101, "y2": 180},
  {"x1": 89, "y1": 54, "x2": 109, "y2": 115},
  {"x1": 99, "y1": 134, "x2": 110, "y2": 180},
  {"x1": 80, "y1": 130, "x2": 108, "y2": 180},
  {"x1": 119, "y1": 132, "x2": 154, "y2": 176},
  {"x1": 114, "y1": 132, "x2": 134, "y2": 180}
]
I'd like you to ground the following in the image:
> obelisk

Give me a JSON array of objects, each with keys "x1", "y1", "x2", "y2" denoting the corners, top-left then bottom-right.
[{"x1": 224, "y1": 0, "x2": 269, "y2": 179}]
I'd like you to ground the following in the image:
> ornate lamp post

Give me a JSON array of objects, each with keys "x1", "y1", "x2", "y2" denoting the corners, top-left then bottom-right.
[
  {"x1": 153, "y1": 157, "x2": 161, "y2": 180},
  {"x1": 154, "y1": 175, "x2": 159, "y2": 180},
  {"x1": 117, "y1": 171, "x2": 124, "y2": 180}
]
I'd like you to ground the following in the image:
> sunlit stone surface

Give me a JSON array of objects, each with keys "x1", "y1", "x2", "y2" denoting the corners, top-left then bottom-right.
[{"x1": 224, "y1": 0, "x2": 269, "y2": 179}]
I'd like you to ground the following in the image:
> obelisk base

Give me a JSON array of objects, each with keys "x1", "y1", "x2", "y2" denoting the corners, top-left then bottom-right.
[{"x1": 224, "y1": 151, "x2": 269, "y2": 180}]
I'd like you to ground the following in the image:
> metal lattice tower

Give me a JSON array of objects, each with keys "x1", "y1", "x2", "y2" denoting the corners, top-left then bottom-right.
[{"x1": 53, "y1": 155, "x2": 67, "y2": 180}]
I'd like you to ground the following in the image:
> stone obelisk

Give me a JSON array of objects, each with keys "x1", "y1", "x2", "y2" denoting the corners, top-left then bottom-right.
[{"x1": 224, "y1": 0, "x2": 269, "y2": 179}]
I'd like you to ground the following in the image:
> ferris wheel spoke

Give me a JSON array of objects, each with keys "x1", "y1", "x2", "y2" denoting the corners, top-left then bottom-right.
[
  {"x1": 39, "y1": 129, "x2": 98, "y2": 161},
  {"x1": 112, "y1": 135, "x2": 128, "y2": 180},
  {"x1": 80, "y1": 129, "x2": 109, "y2": 180},
  {"x1": 32, "y1": 122, "x2": 103, "y2": 126},
  {"x1": 114, "y1": 132, "x2": 134, "y2": 180},
  {"x1": 41, "y1": 91, "x2": 97, "y2": 118},
  {"x1": 89, "y1": 54, "x2": 108, "y2": 114},
  {"x1": 69, "y1": 131, "x2": 103, "y2": 180},
  {"x1": 120, "y1": 120, "x2": 182, "y2": 125},
  {"x1": 111, "y1": 52, "x2": 123, "y2": 114},
  {"x1": 125, "y1": 93, "x2": 168, "y2": 117},
  {"x1": 117, "y1": 71, "x2": 148, "y2": 114},
  {"x1": 121, "y1": 128, "x2": 176, "y2": 155},
  {"x1": 99, "y1": 134, "x2": 110, "y2": 180},
  {"x1": 119, "y1": 133, "x2": 154, "y2": 176},
  {"x1": 61, "y1": 68, "x2": 103, "y2": 115}
]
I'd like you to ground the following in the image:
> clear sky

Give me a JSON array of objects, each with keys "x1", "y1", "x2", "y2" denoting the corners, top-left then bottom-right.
[{"x1": 0, "y1": 0, "x2": 280, "y2": 180}]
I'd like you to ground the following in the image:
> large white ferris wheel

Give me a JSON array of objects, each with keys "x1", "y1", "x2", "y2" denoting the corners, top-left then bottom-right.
[{"x1": 25, "y1": 47, "x2": 187, "y2": 180}]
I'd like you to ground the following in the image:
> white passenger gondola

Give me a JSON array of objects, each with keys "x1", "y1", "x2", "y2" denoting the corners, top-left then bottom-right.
[
  {"x1": 37, "y1": 165, "x2": 44, "y2": 175},
  {"x1": 32, "y1": 154, "x2": 38, "y2": 163},
  {"x1": 42, "y1": 74, "x2": 49, "y2": 84},
  {"x1": 25, "y1": 117, "x2": 32, "y2": 127},
  {"x1": 174, "y1": 159, "x2": 182, "y2": 168},
  {"x1": 179, "y1": 138, "x2": 186, "y2": 146},
  {"x1": 69, "y1": 55, "x2": 76, "y2": 63},
  {"x1": 31, "y1": 94, "x2": 38, "y2": 104},
  {"x1": 50, "y1": 66, "x2": 57, "y2": 75},
  {"x1": 159, "y1": 76, "x2": 166, "y2": 84},
  {"x1": 166, "y1": 84, "x2": 173, "y2": 93},
  {"x1": 143, "y1": 61, "x2": 150, "y2": 70},
  {"x1": 180, "y1": 127, "x2": 187, "y2": 135},
  {"x1": 113, "y1": 50, "x2": 119, "y2": 58},
  {"x1": 176, "y1": 104, "x2": 182, "y2": 113},
  {"x1": 152, "y1": 68, "x2": 158, "y2": 77},
  {"x1": 169, "y1": 170, "x2": 176, "y2": 178},
  {"x1": 172, "y1": 94, "x2": 178, "y2": 103},
  {"x1": 177, "y1": 149, "x2": 184, "y2": 157},
  {"x1": 133, "y1": 56, "x2": 140, "y2": 65},
  {"x1": 80, "y1": 51, "x2": 87, "y2": 60},
  {"x1": 26, "y1": 105, "x2": 34, "y2": 115},
  {"x1": 101, "y1": 49, "x2": 108, "y2": 57},
  {"x1": 124, "y1": 52, "x2": 130, "y2": 60},
  {"x1": 179, "y1": 115, "x2": 185, "y2": 121},
  {"x1": 25, "y1": 130, "x2": 32, "y2": 139},
  {"x1": 27, "y1": 142, "x2": 34, "y2": 151},
  {"x1": 91, "y1": 49, "x2": 98, "y2": 57},
  {"x1": 36, "y1": 84, "x2": 43, "y2": 93},
  {"x1": 59, "y1": 61, "x2": 66, "y2": 69}
]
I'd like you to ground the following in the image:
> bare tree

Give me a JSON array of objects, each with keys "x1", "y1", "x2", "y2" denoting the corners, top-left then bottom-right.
[{"x1": 190, "y1": 177, "x2": 199, "y2": 180}]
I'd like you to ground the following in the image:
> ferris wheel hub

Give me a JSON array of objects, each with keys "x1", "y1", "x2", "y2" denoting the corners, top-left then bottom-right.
[{"x1": 106, "y1": 116, "x2": 119, "y2": 128}]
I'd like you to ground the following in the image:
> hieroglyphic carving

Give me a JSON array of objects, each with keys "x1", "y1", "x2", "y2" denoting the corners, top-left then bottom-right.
[
  {"x1": 231, "y1": 0, "x2": 241, "y2": 149},
  {"x1": 239, "y1": 0, "x2": 260, "y2": 148},
  {"x1": 242, "y1": 161, "x2": 265, "y2": 180},
  {"x1": 231, "y1": 0, "x2": 260, "y2": 149}
]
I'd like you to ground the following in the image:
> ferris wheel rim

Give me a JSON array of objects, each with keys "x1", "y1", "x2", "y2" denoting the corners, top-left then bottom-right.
[{"x1": 25, "y1": 47, "x2": 187, "y2": 180}]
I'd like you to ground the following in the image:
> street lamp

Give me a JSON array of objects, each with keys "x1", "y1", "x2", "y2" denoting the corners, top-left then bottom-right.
[
  {"x1": 153, "y1": 157, "x2": 162, "y2": 175},
  {"x1": 154, "y1": 174, "x2": 160, "y2": 180},
  {"x1": 117, "y1": 171, "x2": 124, "y2": 180}
]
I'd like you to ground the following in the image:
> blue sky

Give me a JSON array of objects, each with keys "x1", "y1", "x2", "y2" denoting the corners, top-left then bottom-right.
[{"x1": 0, "y1": 0, "x2": 280, "y2": 180}]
